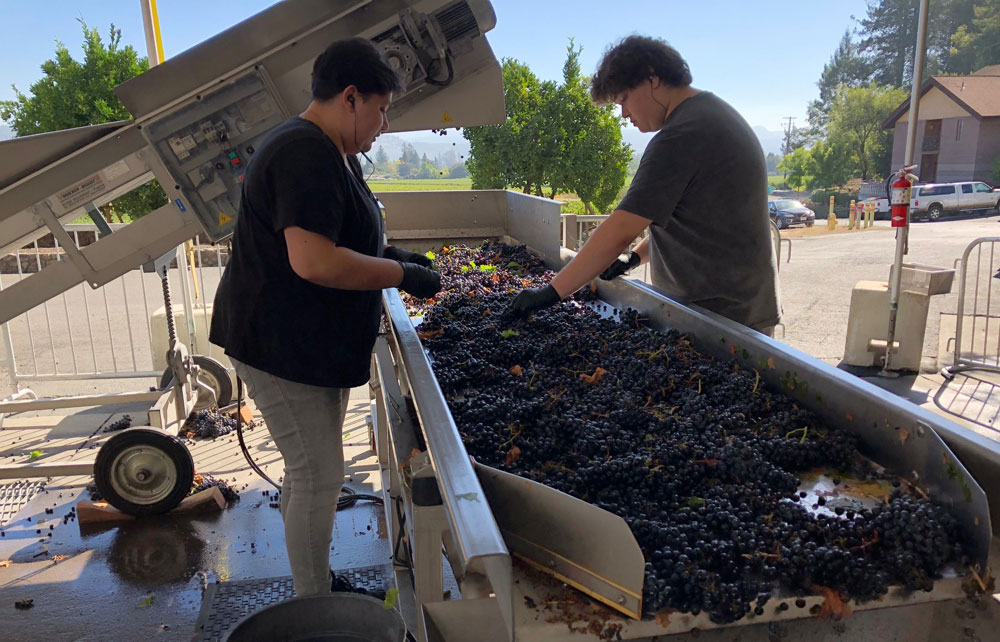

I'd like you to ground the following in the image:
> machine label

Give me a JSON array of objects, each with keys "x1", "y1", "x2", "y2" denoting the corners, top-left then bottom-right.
[
  {"x1": 102, "y1": 159, "x2": 131, "y2": 182},
  {"x1": 219, "y1": 212, "x2": 233, "y2": 226},
  {"x1": 174, "y1": 198, "x2": 187, "y2": 212},
  {"x1": 56, "y1": 174, "x2": 107, "y2": 211},
  {"x1": 441, "y1": 111, "x2": 453, "y2": 123}
]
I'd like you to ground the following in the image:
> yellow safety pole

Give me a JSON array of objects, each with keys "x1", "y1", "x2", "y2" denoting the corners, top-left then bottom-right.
[
  {"x1": 848, "y1": 199, "x2": 855, "y2": 230},
  {"x1": 855, "y1": 202, "x2": 863, "y2": 230},
  {"x1": 142, "y1": 2, "x2": 201, "y2": 300},
  {"x1": 866, "y1": 202, "x2": 874, "y2": 228},
  {"x1": 827, "y1": 195, "x2": 837, "y2": 230}
]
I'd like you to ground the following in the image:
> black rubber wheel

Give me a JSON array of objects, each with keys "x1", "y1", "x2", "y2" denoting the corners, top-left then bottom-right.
[
  {"x1": 928, "y1": 204, "x2": 943, "y2": 221},
  {"x1": 159, "y1": 355, "x2": 232, "y2": 408},
  {"x1": 775, "y1": 217, "x2": 787, "y2": 230},
  {"x1": 94, "y1": 428, "x2": 194, "y2": 516},
  {"x1": 805, "y1": 221, "x2": 814, "y2": 227}
]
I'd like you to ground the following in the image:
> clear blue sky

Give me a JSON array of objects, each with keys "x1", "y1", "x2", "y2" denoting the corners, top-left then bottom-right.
[{"x1": 0, "y1": 1, "x2": 871, "y2": 138}]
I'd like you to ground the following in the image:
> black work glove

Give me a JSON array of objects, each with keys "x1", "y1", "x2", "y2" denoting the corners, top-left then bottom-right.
[
  {"x1": 396, "y1": 261, "x2": 441, "y2": 299},
  {"x1": 384, "y1": 245, "x2": 433, "y2": 268},
  {"x1": 508, "y1": 284, "x2": 561, "y2": 316},
  {"x1": 600, "y1": 251, "x2": 641, "y2": 281}
]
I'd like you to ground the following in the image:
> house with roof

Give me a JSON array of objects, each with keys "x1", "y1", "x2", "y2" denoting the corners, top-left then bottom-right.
[{"x1": 883, "y1": 65, "x2": 1000, "y2": 185}]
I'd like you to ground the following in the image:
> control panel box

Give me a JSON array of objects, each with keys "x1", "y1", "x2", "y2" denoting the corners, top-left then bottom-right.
[{"x1": 143, "y1": 70, "x2": 286, "y2": 241}]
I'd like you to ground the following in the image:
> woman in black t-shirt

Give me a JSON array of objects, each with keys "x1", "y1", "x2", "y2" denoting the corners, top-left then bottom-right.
[{"x1": 210, "y1": 38, "x2": 440, "y2": 597}]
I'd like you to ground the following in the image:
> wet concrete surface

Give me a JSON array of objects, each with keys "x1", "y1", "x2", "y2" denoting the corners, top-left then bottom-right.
[{"x1": 0, "y1": 388, "x2": 389, "y2": 642}]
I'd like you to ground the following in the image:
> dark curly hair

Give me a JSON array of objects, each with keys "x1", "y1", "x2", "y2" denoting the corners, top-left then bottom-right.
[
  {"x1": 590, "y1": 35, "x2": 692, "y2": 103},
  {"x1": 311, "y1": 38, "x2": 404, "y2": 101}
]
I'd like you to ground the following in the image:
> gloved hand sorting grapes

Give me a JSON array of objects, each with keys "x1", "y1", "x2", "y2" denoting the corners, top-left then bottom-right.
[{"x1": 403, "y1": 242, "x2": 971, "y2": 624}]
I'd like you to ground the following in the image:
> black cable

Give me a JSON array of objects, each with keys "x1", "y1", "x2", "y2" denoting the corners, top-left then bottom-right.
[
  {"x1": 236, "y1": 376, "x2": 280, "y2": 489},
  {"x1": 424, "y1": 56, "x2": 454, "y2": 86},
  {"x1": 361, "y1": 150, "x2": 376, "y2": 180},
  {"x1": 235, "y1": 376, "x2": 384, "y2": 511},
  {"x1": 338, "y1": 485, "x2": 384, "y2": 509},
  {"x1": 649, "y1": 78, "x2": 669, "y2": 124},
  {"x1": 392, "y1": 494, "x2": 412, "y2": 568}
]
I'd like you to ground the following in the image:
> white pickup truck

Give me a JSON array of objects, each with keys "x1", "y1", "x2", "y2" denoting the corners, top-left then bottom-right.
[
  {"x1": 910, "y1": 181, "x2": 1000, "y2": 221},
  {"x1": 864, "y1": 181, "x2": 999, "y2": 221}
]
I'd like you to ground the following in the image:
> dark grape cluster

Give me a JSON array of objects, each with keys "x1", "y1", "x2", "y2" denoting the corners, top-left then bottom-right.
[
  {"x1": 191, "y1": 473, "x2": 240, "y2": 503},
  {"x1": 399, "y1": 242, "x2": 596, "y2": 314},
  {"x1": 182, "y1": 409, "x2": 238, "y2": 439},
  {"x1": 103, "y1": 415, "x2": 132, "y2": 432},
  {"x1": 408, "y1": 243, "x2": 970, "y2": 624}
]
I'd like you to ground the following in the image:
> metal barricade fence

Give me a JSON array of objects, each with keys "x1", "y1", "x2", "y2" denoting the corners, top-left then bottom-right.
[
  {"x1": 0, "y1": 224, "x2": 227, "y2": 388},
  {"x1": 943, "y1": 237, "x2": 1000, "y2": 378}
]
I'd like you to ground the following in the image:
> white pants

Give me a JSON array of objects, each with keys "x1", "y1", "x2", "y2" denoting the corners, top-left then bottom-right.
[{"x1": 231, "y1": 358, "x2": 349, "y2": 596}]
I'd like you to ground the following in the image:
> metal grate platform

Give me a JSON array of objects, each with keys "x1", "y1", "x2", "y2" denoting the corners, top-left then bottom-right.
[
  {"x1": 193, "y1": 564, "x2": 392, "y2": 642},
  {"x1": 0, "y1": 480, "x2": 45, "y2": 526}
]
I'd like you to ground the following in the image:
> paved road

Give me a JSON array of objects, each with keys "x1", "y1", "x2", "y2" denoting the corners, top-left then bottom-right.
[{"x1": 775, "y1": 215, "x2": 1000, "y2": 370}]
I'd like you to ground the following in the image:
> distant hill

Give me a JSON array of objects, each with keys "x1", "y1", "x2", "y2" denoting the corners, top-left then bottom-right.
[
  {"x1": 621, "y1": 124, "x2": 785, "y2": 159},
  {"x1": 376, "y1": 131, "x2": 471, "y2": 163},
  {"x1": 752, "y1": 126, "x2": 784, "y2": 156}
]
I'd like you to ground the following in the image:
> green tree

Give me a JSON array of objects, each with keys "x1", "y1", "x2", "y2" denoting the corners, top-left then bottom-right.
[
  {"x1": 449, "y1": 162, "x2": 469, "y2": 179},
  {"x1": 548, "y1": 41, "x2": 630, "y2": 213},
  {"x1": 827, "y1": 84, "x2": 908, "y2": 180},
  {"x1": 809, "y1": 140, "x2": 853, "y2": 188},
  {"x1": 463, "y1": 43, "x2": 630, "y2": 213},
  {"x1": 397, "y1": 143, "x2": 421, "y2": 178},
  {"x1": 416, "y1": 153, "x2": 438, "y2": 179},
  {"x1": 807, "y1": 31, "x2": 872, "y2": 132},
  {"x1": 374, "y1": 145, "x2": 390, "y2": 170},
  {"x1": 764, "y1": 152, "x2": 782, "y2": 174},
  {"x1": 0, "y1": 22, "x2": 166, "y2": 222},
  {"x1": 463, "y1": 59, "x2": 549, "y2": 191},
  {"x1": 777, "y1": 147, "x2": 815, "y2": 192},
  {"x1": 950, "y1": 0, "x2": 1000, "y2": 72},
  {"x1": 858, "y1": 0, "x2": 970, "y2": 86},
  {"x1": 778, "y1": 141, "x2": 852, "y2": 192}
]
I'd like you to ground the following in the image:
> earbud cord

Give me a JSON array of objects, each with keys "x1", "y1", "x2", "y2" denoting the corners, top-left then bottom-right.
[
  {"x1": 650, "y1": 78, "x2": 670, "y2": 124},
  {"x1": 349, "y1": 93, "x2": 376, "y2": 179}
]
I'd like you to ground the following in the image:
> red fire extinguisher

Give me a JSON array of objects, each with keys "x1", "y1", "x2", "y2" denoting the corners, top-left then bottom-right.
[{"x1": 890, "y1": 165, "x2": 918, "y2": 228}]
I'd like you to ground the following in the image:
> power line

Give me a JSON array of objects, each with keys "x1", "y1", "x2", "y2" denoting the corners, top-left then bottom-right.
[
  {"x1": 781, "y1": 116, "x2": 796, "y2": 184},
  {"x1": 781, "y1": 117, "x2": 796, "y2": 157}
]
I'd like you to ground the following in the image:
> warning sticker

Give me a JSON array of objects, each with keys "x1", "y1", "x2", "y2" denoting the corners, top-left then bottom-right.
[
  {"x1": 56, "y1": 174, "x2": 106, "y2": 212},
  {"x1": 219, "y1": 212, "x2": 233, "y2": 226},
  {"x1": 441, "y1": 111, "x2": 453, "y2": 123}
]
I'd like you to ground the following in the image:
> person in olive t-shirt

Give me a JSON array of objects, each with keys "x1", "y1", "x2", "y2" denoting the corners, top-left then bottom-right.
[
  {"x1": 510, "y1": 35, "x2": 780, "y2": 334},
  {"x1": 209, "y1": 38, "x2": 441, "y2": 597}
]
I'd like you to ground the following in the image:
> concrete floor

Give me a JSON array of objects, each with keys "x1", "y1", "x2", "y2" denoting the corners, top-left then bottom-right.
[
  {"x1": 3, "y1": 215, "x2": 1000, "y2": 641},
  {"x1": 0, "y1": 387, "x2": 386, "y2": 642}
]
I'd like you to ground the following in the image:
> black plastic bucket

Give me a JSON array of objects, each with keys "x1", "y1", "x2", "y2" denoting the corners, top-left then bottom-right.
[{"x1": 222, "y1": 593, "x2": 406, "y2": 642}]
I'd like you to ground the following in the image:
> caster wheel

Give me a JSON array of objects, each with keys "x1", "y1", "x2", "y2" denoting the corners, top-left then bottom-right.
[
  {"x1": 94, "y1": 428, "x2": 194, "y2": 516},
  {"x1": 159, "y1": 355, "x2": 233, "y2": 409}
]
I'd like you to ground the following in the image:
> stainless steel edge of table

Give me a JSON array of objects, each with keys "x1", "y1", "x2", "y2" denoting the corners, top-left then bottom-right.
[
  {"x1": 590, "y1": 273, "x2": 994, "y2": 570},
  {"x1": 381, "y1": 287, "x2": 513, "y2": 637}
]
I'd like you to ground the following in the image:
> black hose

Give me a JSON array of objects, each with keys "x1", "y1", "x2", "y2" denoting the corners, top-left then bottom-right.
[
  {"x1": 234, "y1": 376, "x2": 384, "y2": 511},
  {"x1": 236, "y1": 376, "x2": 280, "y2": 489}
]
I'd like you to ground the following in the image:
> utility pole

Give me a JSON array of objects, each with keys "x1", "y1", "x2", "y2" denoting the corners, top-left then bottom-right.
[{"x1": 781, "y1": 116, "x2": 795, "y2": 185}]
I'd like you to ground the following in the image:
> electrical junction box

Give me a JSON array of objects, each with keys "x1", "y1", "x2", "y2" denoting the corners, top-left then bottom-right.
[{"x1": 142, "y1": 70, "x2": 287, "y2": 241}]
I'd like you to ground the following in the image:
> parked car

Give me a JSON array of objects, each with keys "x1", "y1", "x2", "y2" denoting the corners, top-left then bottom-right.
[
  {"x1": 865, "y1": 197, "x2": 890, "y2": 219},
  {"x1": 768, "y1": 199, "x2": 815, "y2": 229},
  {"x1": 910, "y1": 181, "x2": 1000, "y2": 221}
]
